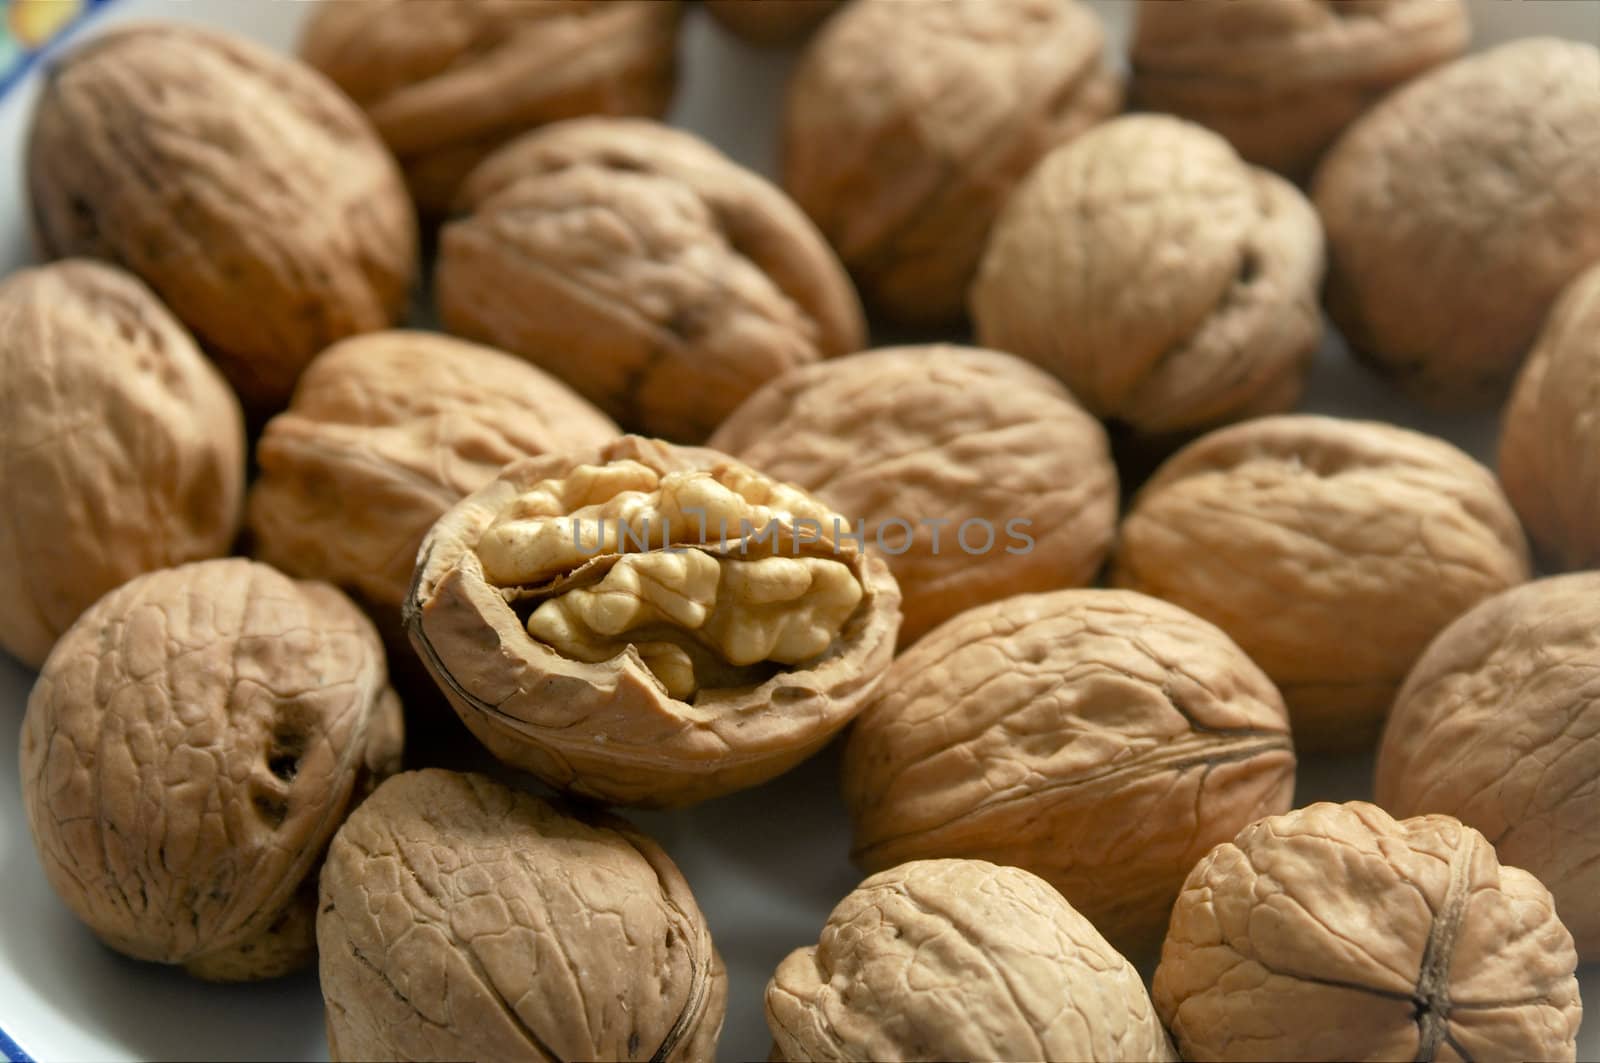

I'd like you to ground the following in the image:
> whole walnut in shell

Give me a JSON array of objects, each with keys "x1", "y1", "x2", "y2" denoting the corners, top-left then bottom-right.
[
  {"x1": 248, "y1": 330, "x2": 618, "y2": 626},
  {"x1": 1377, "y1": 573, "x2": 1600, "y2": 961},
  {"x1": 1154, "y1": 802, "x2": 1583, "y2": 1062},
  {"x1": 972, "y1": 115, "x2": 1324, "y2": 438},
  {"x1": 300, "y1": 1, "x2": 682, "y2": 216},
  {"x1": 28, "y1": 23, "x2": 418, "y2": 409},
  {"x1": 704, "y1": 0, "x2": 840, "y2": 46},
  {"x1": 782, "y1": 0, "x2": 1121, "y2": 325},
  {"x1": 405, "y1": 435, "x2": 901, "y2": 807},
  {"x1": 319, "y1": 770, "x2": 726, "y2": 1062},
  {"x1": 1111, "y1": 415, "x2": 1529, "y2": 753},
  {"x1": 1131, "y1": 0, "x2": 1469, "y2": 179},
  {"x1": 0, "y1": 260, "x2": 244, "y2": 670},
  {"x1": 1314, "y1": 37, "x2": 1600, "y2": 405},
  {"x1": 843, "y1": 589, "x2": 1295, "y2": 956},
  {"x1": 1498, "y1": 261, "x2": 1600, "y2": 570},
  {"x1": 19, "y1": 558, "x2": 403, "y2": 981},
  {"x1": 708, "y1": 346, "x2": 1118, "y2": 645},
  {"x1": 767, "y1": 859, "x2": 1176, "y2": 1062},
  {"x1": 437, "y1": 117, "x2": 865, "y2": 442}
]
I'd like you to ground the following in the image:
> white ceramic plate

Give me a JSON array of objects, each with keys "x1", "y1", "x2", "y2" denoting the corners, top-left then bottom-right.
[{"x1": 1, "y1": 2, "x2": 1596, "y2": 1060}]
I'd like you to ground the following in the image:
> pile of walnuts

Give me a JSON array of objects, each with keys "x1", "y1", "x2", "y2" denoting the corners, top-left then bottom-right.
[{"x1": 5, "y1": 2, "x2": 1595, "y2": 1061}]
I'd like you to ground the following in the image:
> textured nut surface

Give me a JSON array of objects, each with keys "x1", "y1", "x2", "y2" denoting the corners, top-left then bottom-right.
[
  {"x1": 0, "y1": 260, "x2": 244, "y2": 670},
  {"x1": 405, "y1": 436, "x2": 900, "y2": 806},
  {"x1": 438, "y1": 117, "x2": 864, "y2": 442},
  {"x1": 300, "y1": 1, "x2": 682, "y2": 215},
  {"x1": 19, "y1": 558, "x2": 402, "y2": 980},
  {"x1": 843, "y1": 589, "x2": 1294, "y2": 955},
  {"x1": 972, "y1": 115, "x2": 1324, "y2": 437},
  {"x1": 28, "y1": 23, "x2": 418, "y2": 408},
  {"x1": 1498, "y1": 261, "x2": 1600, "y2": 570},
  {"x1": 704, "y1": 0, "x2": 840, "y2": 45},
  {"x1": 767, "y1": 859, "x2": 1176, "y2": 1062},
  {"x1": 1377, "y1": 573, "x2": 1600, "y2": 960},
  {"x1": 318, "y1": 770, "x2": 726, "y2": 1062},
  {"x1": 1111, "y1": 415, "x2": 1529, "y2": 752},
  {"x1": 1131, "y1": 0, "x2": 1468, "y2": 177},
  {"x1": 783, "y1": 0, "x2": 1120, "y2": 325},
  {"x1": 709, "y1": 346, "x2": 1117, "y2": 645},
  {"x1": 249, "y1": 330, "x2": 618, "y2": 620},
  {"x1": 1314, "y1": 37, "x2": 1600, "y2": 405},
  {"x1": 1154, "y1": 802, "x2": 1582, "y2": 1062}
]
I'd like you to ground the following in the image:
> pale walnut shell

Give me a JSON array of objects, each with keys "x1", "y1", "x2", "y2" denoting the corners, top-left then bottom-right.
[
  {"x1": 318, "y1": 770, "x2": 726, "y2": 1062},
  {"x1": 767, "y1": 859, "x2": 1176, "y2": 1062},
  {"x1": 972, "y1": 114, "x2": 1324, "y2": 437},
  {"x1": 27, "y1": 22, "x2": 418, "y2": 409},
  {"x1": 0, "y1": 260, "x2": 244, "y2": 670},
  {"x1": 1377, "y1": 573, "x2": 1600, "y2": 960},
  {"x1": 437, "y1": 117, "x2": 865, "y2": 442},
  {"x1": 1498, "y1": 261, "x2": 1600, "y2": 570},
  {"x1": 704, "y1": 0, "x2": 841, "y2": 46},
  {"x1": 709, "y1": 346, "x2": 1117, "y2": 646},
  {"x1": 299, "y1": 0, "x2": 682, "y2": 216},
  {"x1": 1154, "y1": 802, "x2": 1582, "y2": 1062},
  {"x1": 405, "y1": 435, "x2": 901, "y2": 807},
  {"x1": 1111, "y1": 415, "x2": 1529, "y2": 753},
  {"x1": 783, "y1": 0, "x2": 1121, "y2": 325},
  {"x1": 1131, "y1": 0, "x2": 1469, "y2": 179},
  {"x1": 1314, "y1": 37, "x2": 1600, "y2": 406},
  {"x1": 843, "y1": 589, "x2": 1295, "y2": 956},
  {"x1": 248, "y1": 330, "x2": 618, "y2": 624},
  {"x1": 19, "y1": 558, "x2": 403, "y2": 981}
]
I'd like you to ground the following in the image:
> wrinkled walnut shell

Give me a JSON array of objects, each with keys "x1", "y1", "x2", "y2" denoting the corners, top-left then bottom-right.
[
  {"x1": 19, "y1": 558, "x2": 402, "y2": 981},
  {"x1": 318, "y1": 769, "x2": 726, "y2": 1062},
  {"x1": 438, "y1": 118, "x2": 865, "y2": 442},
  {"x1": 704, "y1": 0, "x2": 840, "y2": 46},
  {"x1": 972, "y1": 114, "x2": 1324, "y2": 437}
]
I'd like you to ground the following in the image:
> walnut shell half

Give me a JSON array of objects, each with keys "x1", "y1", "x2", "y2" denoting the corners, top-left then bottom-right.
[
  {"x1": 404, "y1": 435, "x2": 901, "y2": 806},
  {"x1": 704, "y1": 0, "x2": 841, "y2": 46}
]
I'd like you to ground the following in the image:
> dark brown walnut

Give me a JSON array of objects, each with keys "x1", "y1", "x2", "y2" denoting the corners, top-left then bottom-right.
[
  {"x1": 19, "y1": 558, "x2": 403, "y2": 981},
  {"x1": 406, "y1": 436, "x2": 900, "y2": 807},
  {"x1": 767, "y1": 859, "x2": 1176, "y2": 1062},
  {"x1": 1111, "y1": 415, "x2": 1529, "y2": 753},
  {"x1": 1131, "y1": 0, "x2": 1469, "y2": 179},
  {"x1": 1314, "y1": 37, "x2": 1600, "y2": 405},
  {"x1": 0, "y1": 260, "x2": 245, "y2": 670},
  {"x1": 843, "y1": 589, "x2": 1295, "y2": 957},
  {"x1": 782, "y1": 0, "x2": 1121, "y2": 325},
  {"x1": 971, "y1": 115, "x2": 1324, "y2": 438},
  {"x1": 704, "y1": 0, "x2": 841, "y2": 46},
  {"x1": 28, "y1": 23, "x2": 418, "y2": 409},
  {"x1": 437, "y1": 118, "x2": 865, "y2": 442},
  {"x1": 300, "y1": 1, "x2": 682, "y2": 216},
  {"x1": 709, "y1": 346, "x2": 1117, "y2": 646},
  {"x1": 318, "y1": 770, "x2": 726, "y2": 1062},
  {"x1": 1377, "y1": 573, "x2": 1600, "y2": 961},
  {"x1": 1155, "y1": 802, "x2": 1582, "y2": 1062}
]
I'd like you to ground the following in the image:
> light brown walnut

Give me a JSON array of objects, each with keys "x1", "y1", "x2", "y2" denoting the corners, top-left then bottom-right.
[{"x1": 704, "y1": 0, "x2": 841, "y2": 46}]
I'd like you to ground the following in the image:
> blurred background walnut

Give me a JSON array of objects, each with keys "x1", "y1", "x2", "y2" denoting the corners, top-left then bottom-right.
[
  {"x1": 0, "y1": 260, "x2": 244, "y2": 670},
  {"x1": 704, "y1": 0, "x2": 841, "y2": 46}
]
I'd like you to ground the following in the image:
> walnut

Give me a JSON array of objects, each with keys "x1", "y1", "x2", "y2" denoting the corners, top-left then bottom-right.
[
  {"x1": 18, "y1": 558, "x2": 403, "y2": 981},
  {"x1": 405, "y1": 435, "x2": 900, "y2": 806},
  {"x1": 27, "y1": 23, "x2": 419, "y2": 409},
  {"x1": 1131, "y1": 0, "x2": 1469, "y2": 179},
  {"x1": 704, "y1": 0, "x2": 841, "y2": 46},
  {"x1": 1111, "y1": 415, "x2": 1529, "y2": 753},
  {"x1": 767, "y1": 858, "x2": 1176, "y2": 1062},
  {"x1": 782, "y1": 0, "x2": 1121, "y2": 325},
  {"x1": 842, "y1": 589, "x2": 1295, "y2": 956},
  {"x1": 971, "y1": 115, "x2": 1324, "y2": 438},
  {"x1": 708, "y1": 345, "x2": 1117, "y2": 646},
  {"x1": 0, "y1": 260, "x2": 244, "y2": 670},
  {"x1": 318, "y1": 769, "x2": 726, "y2": 1062},
  {"x1": 1314, "y1": 37, "x2": 1600, "y2": 405},
  {"x1": 1154, "y1": 802, "x2": 1583, "y2": 1062},
  {"x1": 299, "y1": 1, "x2": 682, "y2": 216},
  {"x1": 1377, "y1": 573, "x2": 1600, "y2": 961},
  {"x1": 1498, "y1": 261, "x2": 1600, "y2": 570},
  {"x1": 436, "y1": 117, "x2": 865, "y2": 442}
]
